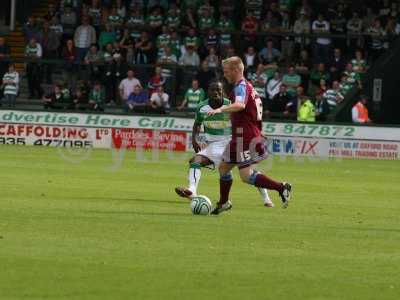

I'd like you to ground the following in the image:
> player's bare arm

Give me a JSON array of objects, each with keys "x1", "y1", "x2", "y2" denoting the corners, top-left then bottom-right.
[
  {"x1": 192, "y1": 122, "x2": 202, "y2": 153},
  {"x1": 207, "y1": 102, "x2": 245, "y2": 116}
]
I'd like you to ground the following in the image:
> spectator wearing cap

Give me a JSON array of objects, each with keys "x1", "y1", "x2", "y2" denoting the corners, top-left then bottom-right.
[{"x1": 352, "y1": 95, "x2": 371, "y2": 123}]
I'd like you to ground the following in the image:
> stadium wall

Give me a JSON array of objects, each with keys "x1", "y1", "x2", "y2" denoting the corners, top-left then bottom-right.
[{"x1": 0, "y1": 110, "x2": 399, "y2": 160}]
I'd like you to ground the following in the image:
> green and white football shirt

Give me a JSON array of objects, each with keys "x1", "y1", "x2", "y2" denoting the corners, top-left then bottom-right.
[
  {"x1": 195, "y1": 98, "x2": 231, "y2": 142},
  {"x1": 185, "y1": 88, "x2": 206, "y2": 109}
]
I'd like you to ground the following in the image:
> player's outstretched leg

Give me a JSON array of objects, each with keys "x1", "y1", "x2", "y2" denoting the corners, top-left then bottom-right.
[
  {"x1": 240, "y1": 168, "x2": 292, "y2": 208},
  {"x1": 175, "y1": 161, "x2": 201, "y2": 199},
  {"x1": 175, "y1": 156, "x2": 213, "y2": 200}
]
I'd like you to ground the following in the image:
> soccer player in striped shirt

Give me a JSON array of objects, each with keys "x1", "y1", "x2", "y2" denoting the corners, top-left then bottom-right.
[
  {"x1": 175, "y1": 81, "x2": 274, "y2": 207},
  {"x1": 207, "y1": 57, "x2": 292, "y2": 214}
]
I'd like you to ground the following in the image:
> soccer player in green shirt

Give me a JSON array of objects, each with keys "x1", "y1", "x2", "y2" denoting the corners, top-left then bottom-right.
[{"x1": 175, "y1": 81, "x2": 273, "y2": 207}]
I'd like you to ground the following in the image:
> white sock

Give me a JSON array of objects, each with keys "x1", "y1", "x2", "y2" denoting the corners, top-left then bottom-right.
[
  {"x1": 188, "y1": 167, "x2": 201, "y2": 195},
  {"x1": 257, "y1": 188, "x2": 272, "y2": 204}
]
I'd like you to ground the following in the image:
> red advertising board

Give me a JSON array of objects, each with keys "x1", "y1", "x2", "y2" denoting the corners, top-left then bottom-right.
[{"x1": 112, "y1": 128, "x2": 187, "y2": 151}]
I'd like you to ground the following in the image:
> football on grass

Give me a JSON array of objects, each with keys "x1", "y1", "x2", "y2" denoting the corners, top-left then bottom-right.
[{"x1": 190, "y1": 195, "x2": 212, "y2": 215}]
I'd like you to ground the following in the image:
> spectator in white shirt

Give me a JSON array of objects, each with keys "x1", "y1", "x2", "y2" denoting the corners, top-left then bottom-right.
[
  {"x1": 179, "y1": 45, "x2": 200, "y2": 67},
  {"x1": 294, "y1": 10, "x2": 311, "y2": 49},
  {"x1": 1, "y1": 64, "x2": 19, "y2": 107},
  {"x1": 266, "y1": 71, "x2": 282, "y2": 101},
  {"x1": 119, "y1": 69, "x2": 141, "y2": 103},
  {"x1": 312, "y1": 13, "x2": 331, "y2": 64},
  {"x1": 347, "y1": 12, "x2": 363, "y2": 49},
  {"x1": 150, "y1": 86, "x2": 170, "y2": 114},
  {"x1": 73, "y1": 16, "x2": 96, "y2": 62},
  {"x1": 243, "y1": 46, "x2": 259, "y2": 74}
]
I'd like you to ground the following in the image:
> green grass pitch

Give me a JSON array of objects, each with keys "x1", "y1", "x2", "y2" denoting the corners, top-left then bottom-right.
[{"x1": 1, "y1": 145, "x2": 399, "y2": 299}]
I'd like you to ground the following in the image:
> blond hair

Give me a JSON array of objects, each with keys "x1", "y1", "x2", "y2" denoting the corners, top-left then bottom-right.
[{"x1": 221, "y1": 56, "x2": 245, "y2": 72}]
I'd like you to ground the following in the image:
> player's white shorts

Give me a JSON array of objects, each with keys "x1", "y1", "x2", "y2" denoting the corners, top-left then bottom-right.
[{"x1": 198, "y1": 139, "x2": 230, "y2": 168}]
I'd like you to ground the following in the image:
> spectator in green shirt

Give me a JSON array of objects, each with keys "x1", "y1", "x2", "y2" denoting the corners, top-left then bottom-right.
[
  {"x1": 98, "y1": 24, "x2": 116, "y2": 51},
  {"x1": 88, "y1": 81, "x2": 105, "y2": 111},
  {"x1": 282, "y1": 65, "x2": 301, "y2": 97},
  {"x1": 198, "y1": 8, "x2": 215, "y2": 31},
  {"x1": 310, "y1": 63, "x2": 331, "y2": 88},
  {"x1": 178, "y1": 79, "x2": 206, "y2": 111}
]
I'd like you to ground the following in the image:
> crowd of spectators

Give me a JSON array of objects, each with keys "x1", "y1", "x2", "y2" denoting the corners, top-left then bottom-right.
[{"x1": 0, "y1": 0, "x2": 399, "y2": 122}]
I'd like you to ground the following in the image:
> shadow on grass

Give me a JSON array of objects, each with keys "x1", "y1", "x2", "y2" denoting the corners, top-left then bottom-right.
[
  {"x1": 84, "y1": 209, "x2": 193, "y2": 218},
  {"x1": 78, "y1": 196, "x2": 183, "y2": 205}
]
